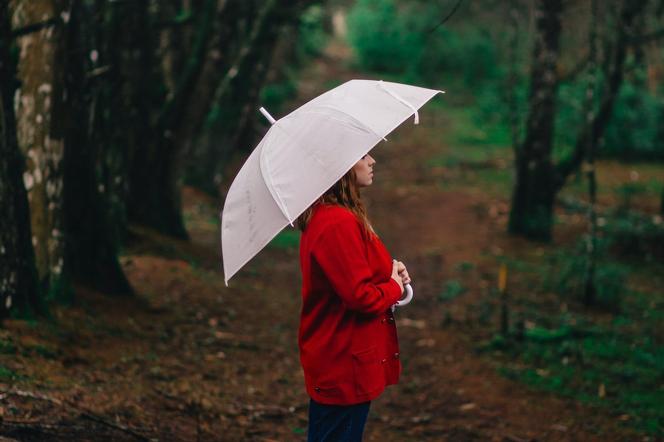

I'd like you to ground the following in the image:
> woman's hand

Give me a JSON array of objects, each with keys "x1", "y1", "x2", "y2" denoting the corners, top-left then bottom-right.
[
  {"x1": 391, "y1": 260, "x2": 405, "y2": 293},
  {"x1": 397, "y1": 261, "x2": 411, "y2": 285}
]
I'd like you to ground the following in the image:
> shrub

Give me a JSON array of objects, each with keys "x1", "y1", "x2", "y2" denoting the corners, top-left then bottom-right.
[
  {"x1": 542, "y1": 238, "x2": 627, "y2": 312},
  {"x1": 601, "y1": 83, "x2": 663, "y2": 160}
]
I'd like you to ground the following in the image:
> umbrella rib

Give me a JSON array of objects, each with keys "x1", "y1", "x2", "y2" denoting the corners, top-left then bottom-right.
[
  {"x1": 376, "y1": 80, "x2": 421, "y2": 125},
  {"x1": 259, "y1": 127, "x2": 296, "y2": 226}
]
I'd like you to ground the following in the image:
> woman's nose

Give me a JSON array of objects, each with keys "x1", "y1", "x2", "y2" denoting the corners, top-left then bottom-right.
[{"x1": 367, "y1": 154, "x2": 376, "y2": 165}]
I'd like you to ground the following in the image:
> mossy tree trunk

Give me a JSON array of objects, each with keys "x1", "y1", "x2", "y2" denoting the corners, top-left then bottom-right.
[
  {"x1": 11, "y1": 0, "x2": 68, "y2": 298},
  {"x1": 0, "y1": 1, "x2": 43, "y2": 318}
]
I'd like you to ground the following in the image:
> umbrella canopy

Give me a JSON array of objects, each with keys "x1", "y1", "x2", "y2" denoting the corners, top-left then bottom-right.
[{"x1": 221, "y1": 79, "x2": 443, "y2": 284}]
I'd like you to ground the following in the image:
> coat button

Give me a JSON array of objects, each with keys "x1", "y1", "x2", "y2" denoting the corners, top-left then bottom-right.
[
  {"x1": 381, "y1": 318, "x2": 386, "y2": 324},
  {"x1": 381, "y1": 358, "x2": 387, "y2": 364},
  {"x1": 314, "y1": 386, "x2": 321, "y2": 392},
  {"x1": 388, "y1": 317, "x2": 395, "y2": 323},
  {"x1": 393, "y1": 352, "x2": 400, "y2": 359}
]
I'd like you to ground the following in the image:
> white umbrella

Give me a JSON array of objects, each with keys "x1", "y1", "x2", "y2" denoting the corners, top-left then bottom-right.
[{"x1": 221, "y1": 79, "x2": 443, "y2": 299}]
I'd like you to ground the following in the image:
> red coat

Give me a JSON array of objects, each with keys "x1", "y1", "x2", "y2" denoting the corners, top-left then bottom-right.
[{"x1": 298, "y1": 203, "x2": 403, "y2": 405}]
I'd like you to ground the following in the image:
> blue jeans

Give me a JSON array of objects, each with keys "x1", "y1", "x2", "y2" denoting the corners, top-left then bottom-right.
[{"x1": 307, "y1": 398, "x2": 371, "y2": 442}]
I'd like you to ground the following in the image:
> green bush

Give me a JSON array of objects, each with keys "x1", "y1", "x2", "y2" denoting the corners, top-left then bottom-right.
[
  {"x1": 602, "y1": 83, "x2": 663, "y2": 160},
  {"x1": 347, "y1": 0, "x2": 501, "y2": 89},
  {"x1": 542, "y1": 239, "x2": 627, "y2": 311},
  {"x1": 298, "y1": 5, "x2": 329, "y2": 59},
  {"x1": 603, "y1": 211, "x2": 664, "y2": 261},
  {"x1": 347, "y1": 0, "x2": 424, "y2": 74},
  {"x1": 553, "y1": 78, "x2": 663, "y2": 161}
]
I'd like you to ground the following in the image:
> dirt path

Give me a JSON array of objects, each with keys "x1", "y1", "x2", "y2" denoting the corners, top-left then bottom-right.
[{"x1": 0, "y1": 41, "x2": 652, "y2": 441}]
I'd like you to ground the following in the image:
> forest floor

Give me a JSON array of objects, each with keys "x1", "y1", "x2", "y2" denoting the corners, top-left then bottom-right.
[{"x1": 1, "y1": 40, "x2": 662, "y2": 441}]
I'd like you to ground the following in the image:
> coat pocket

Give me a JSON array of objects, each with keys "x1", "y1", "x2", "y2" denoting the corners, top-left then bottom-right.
[
  {"x1": 314, "y1": 381, "x2": 342, "y2": 398},
  {"x1": 351, "y1": 346, "x2": 383, "y2": 396}
]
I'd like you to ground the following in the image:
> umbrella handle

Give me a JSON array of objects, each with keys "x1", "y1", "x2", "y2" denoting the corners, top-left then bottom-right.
[{"x1": 392, "y1": 283, "x2": 413, "y2": 312}]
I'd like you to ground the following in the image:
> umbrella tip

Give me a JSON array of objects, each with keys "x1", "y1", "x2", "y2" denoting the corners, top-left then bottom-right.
[{"x1": 259, "y1": 107, "x2": 277, "y2": 125}]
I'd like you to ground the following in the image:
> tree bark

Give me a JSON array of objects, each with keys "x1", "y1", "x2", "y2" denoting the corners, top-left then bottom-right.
[
  {"x1": 11, "y1": 0, "x2": 68, "y2": 297},
  {"x1": 582, "y1": 0, "x2": 599, "y2": 307},
  {"x1": 0, "y1": 1, "x2": 43, "y2": 318},
  {"x1": 61, "y1": 0, "x2": 132, "y2": 295},
  {"x1": 508, "y1": 0, "x2": 563, "y2": 241},
  {"x1": 186, "y1": 0, "x2": 308, "y2": 195},
  {"x1": 126, "y1": 0, "x2": 219, "y2": 239}
]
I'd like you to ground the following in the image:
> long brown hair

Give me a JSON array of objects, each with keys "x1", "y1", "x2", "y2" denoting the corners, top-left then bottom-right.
[{"x1": 296, "y1": 168, "x2": 375, "y2": 238}]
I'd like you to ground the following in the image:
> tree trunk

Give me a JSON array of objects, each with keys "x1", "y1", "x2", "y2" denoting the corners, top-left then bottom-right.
[
  {"x1": 186, "y1": 0, "x2": 305, "y2": 195},
  {"x1": 583, "y1": 0, "x2": 599, "y2": 307},
  {"x1": 126, "y1": 0, "x2": 219, "y2": 239},
  {"x1": 0, "y1": 1, "x2": 43, "y2": 318},
  {"x1": 61, "y1": 0, "x2": 132, "y2": 295},
  {"x1": 11, "y1": 0, "x2": 68, "y2": 298},
  {"x1": 508, "y1": 0, "x2": 563, "y2": 242}
]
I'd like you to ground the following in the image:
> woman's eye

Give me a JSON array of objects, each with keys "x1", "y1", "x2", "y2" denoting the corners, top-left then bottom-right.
[{"x1": 361, "y1": 155, "x2": 367, "y2": 160}]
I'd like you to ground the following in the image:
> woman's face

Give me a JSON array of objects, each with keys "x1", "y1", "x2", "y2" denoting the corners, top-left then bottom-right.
[{"x1": 352, "y1": 154, "x2": 376, "y2": 187}]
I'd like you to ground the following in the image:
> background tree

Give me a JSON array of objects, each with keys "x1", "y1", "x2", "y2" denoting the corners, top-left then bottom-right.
[
  {"x1": 509, "y1": 0, "x2": 654, "y2": 241},
  {"x1": 61, "y1": 0, "x2": 132, "y2": 294},
  {"x1": 11, "y1": 0, "x2": 68, "y2": 298},
  {"x1": 507, "y1": 0, "x2": 563, "y2": 241},
  {"x1": 0, "y1": 1, "x2": 42, "y2": 318}
]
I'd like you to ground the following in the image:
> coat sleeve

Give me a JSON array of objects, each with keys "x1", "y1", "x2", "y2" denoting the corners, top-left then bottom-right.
[{"x1": 312, "y1": 216, "x2": 403, "y2": 315}]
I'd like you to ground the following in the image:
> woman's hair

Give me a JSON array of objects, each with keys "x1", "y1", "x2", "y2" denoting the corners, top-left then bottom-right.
[{"x1": 296, "y1": 167, "x2": 374, "y2": 237}]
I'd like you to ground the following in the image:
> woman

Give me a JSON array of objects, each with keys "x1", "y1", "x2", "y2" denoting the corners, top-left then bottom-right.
[{"x1": 296, "y1": 153, "x2": 411, "y2": 441}]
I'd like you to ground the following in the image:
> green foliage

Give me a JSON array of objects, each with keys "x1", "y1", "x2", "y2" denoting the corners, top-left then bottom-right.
[
  {"x1": 438, "y1": 279, "x2": 466, "y2": 302},
  {"x1": 258, "y1": 5, "x2": 329, "y2": 118},
  {"x1": 484, "y1": 318, "x2": 664, "y2": 436},
  {"x1": 542, "y1": 238, "x2": 627, "y2": 311},
  {"x1": 455, "y1": 261, "x2": 474, "y2": 273},
  {"x1": 614, "y1": 182, "x2": 649, "y2": 212},
  {"x1": 602, "y1": 83, "x2": 663, "y2": 160},
  {"x1": 418, "y1": 26, "x2": 501, "y2": 88},
  {"x1": 554, "y1": 78, "x2": 664, "y2": 161},
  {"x1": 347, "y1": 0, "x2": 423, "y2": 74},
  {"x1": 348, "y1": 0, "x2": 500, "y2": 89},
  {"x1": 603, "y1": 211, "x2": 664, "y2": 261},
  {"x1": 298, "y1": 5, "x2": 328, "y2": 58},
  {"x1": 268, "y1": 228, "x2": 300, "y2": 250},
  {"x1": 260, "y1": 72, "x2": 299, "y2": 115}
]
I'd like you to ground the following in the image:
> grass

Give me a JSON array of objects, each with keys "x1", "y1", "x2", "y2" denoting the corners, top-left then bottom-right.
[
  {"x1": 474, "y1": 232, "x2": 664, "y2": 436},
  {"x1": 490, "y1": 326, "x2": 663, "y2": 436}
]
